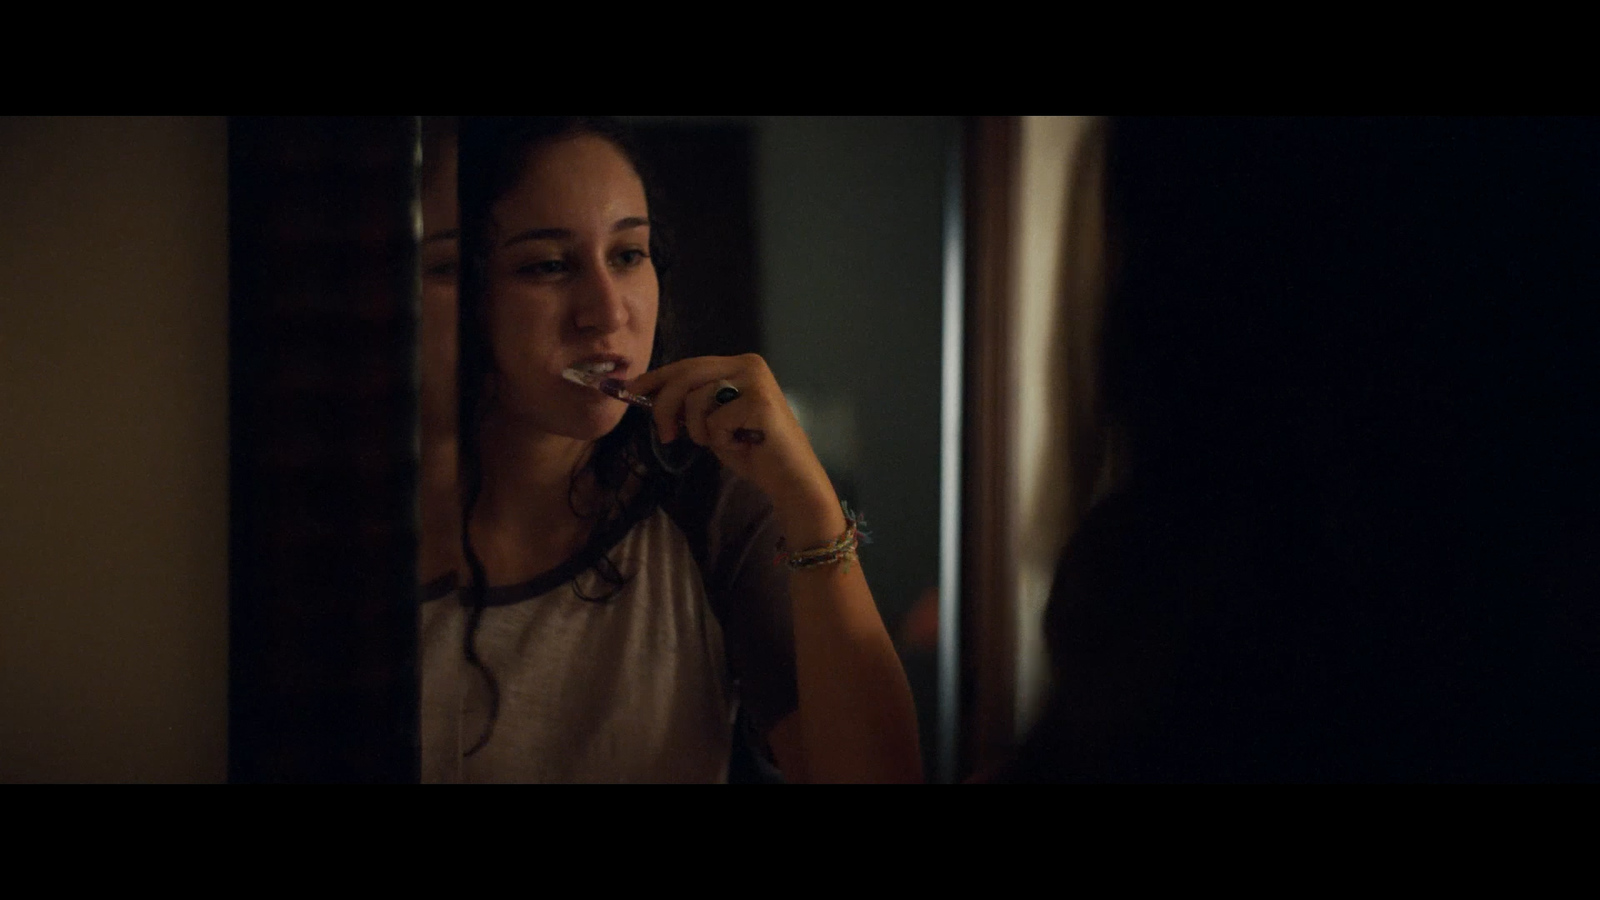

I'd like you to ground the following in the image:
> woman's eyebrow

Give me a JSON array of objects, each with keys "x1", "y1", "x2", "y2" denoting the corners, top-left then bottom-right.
[
  {"x1": 502, "y1": 227, "x2": 570, "y2": 247},
  {"x1": 501, "y1": 218, "x2": 650, "y2": 248},
  {"x1": 423, "y1": 228, "x2": 459, "y2": 245}
]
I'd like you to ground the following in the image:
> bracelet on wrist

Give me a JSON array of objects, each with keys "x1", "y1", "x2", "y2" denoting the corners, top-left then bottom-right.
[{"x1": 774, "y1": 501, "x2": 872, "y2": 574}]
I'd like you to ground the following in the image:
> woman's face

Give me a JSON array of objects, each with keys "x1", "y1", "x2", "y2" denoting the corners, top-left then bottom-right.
[{"x1": 484, "y1": 134, "x2": 659, "y2": 442}]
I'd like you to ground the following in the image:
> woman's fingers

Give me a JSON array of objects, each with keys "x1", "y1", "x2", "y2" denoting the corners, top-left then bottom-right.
[
  {"x1": 629, "y1": 354, "x2": 761, "y2": 398},
  {"x1": 682, "y1": 379, "x2": 725, "y2": 447},
  {"x1": 627, "y1": 355, "x2": 761, "y2": 446},
  {"x1": 628, "y1": 356, "x2": 785, "y2": 492},
  {"x1": 628, "y1": 357, "x2": 729, "y2": 444},
  {"x1": 705, "y1": 397, "x2": 767, "y2": 451},
  {"x1": 630, "y1": 354, "x2": 834, "y2": 515}
]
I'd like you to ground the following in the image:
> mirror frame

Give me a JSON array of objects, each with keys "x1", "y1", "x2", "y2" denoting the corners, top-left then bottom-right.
[{"x1": 228, "y1": 116, "x2": 421, "y2": 783}]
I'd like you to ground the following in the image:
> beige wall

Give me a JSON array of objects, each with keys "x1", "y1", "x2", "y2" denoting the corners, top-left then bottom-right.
[{"x1": 0, "y1": 117, "x2": 229, "y2": 782}]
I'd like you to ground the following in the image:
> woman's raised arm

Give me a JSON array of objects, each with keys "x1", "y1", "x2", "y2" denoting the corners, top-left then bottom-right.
[{"x1": 627, "y1": 354, "x2": 923, "y2": 783}]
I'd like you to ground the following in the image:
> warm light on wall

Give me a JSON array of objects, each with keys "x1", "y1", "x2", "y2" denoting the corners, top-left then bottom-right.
[
  {"x1": 1008, "y1": 116, "x2": 1106, "y2": 737},
  {"x1": 0, "y1": 117, "x2": 229, "y2": 782}
]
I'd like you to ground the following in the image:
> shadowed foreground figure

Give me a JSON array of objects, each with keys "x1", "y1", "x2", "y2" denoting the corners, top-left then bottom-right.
[{"x1": 1002, "y1": 118, "x2": 1598, "y2": 782}]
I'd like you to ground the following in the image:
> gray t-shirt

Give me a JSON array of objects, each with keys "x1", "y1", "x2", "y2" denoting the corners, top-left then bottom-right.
[{"x1": 420, "y1": 458, "x2": 798, "y2": 783}]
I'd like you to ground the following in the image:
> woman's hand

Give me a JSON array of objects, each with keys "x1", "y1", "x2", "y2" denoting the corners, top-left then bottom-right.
[
  {"x1": 626, "y1": 355, "x2": 842, "y2": 539},
  {"x1": 629, "y1": 353, "x2": 923, "y2": 783}
]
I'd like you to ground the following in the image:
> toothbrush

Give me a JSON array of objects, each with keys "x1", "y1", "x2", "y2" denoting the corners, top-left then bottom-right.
[
  {"x1": 562, "y1": 368, "x2": 655, "y2": 408},
  {"x1": 563, "y1": 367, "x2": 765, "y2": 445}
]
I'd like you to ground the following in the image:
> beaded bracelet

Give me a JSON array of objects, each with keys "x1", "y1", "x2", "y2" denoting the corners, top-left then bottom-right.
[{"x1": 775, "y1": 501, "x2": 872, "y2": 574}]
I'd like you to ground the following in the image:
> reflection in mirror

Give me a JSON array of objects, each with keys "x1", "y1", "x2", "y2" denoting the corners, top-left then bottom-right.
[
  {"x1": 416, "y1": 117, "x2": 942, "y2": 782},
  {"x1": 418, "y1": 118, "x2": 462, "y2": 595}
]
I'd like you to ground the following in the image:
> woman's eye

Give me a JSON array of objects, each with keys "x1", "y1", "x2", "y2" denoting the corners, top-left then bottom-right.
[
  {"x1": 516, "y1": 259, "x2": 569, "y2": 277},
  {"x1": 424, "y1": 259, "x2": 458, "y2": 278},
  {"x1": 613, "y1": 248, "x2": 649, "y2": 268}
]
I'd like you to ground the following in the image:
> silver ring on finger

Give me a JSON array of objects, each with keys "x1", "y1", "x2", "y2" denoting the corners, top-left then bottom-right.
[{"x1": 712, "y1": 380, "x2": 741, "y2": 407}]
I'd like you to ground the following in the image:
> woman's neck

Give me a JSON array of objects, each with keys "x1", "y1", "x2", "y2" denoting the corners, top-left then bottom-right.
[{"x1": 469, "y1": 414, "x2": 599, "y2": 585}]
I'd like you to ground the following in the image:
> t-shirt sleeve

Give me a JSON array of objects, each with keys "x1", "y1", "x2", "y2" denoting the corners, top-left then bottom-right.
[{"x1": 696, "y1": 464, "x2": 800, "y2": 736}]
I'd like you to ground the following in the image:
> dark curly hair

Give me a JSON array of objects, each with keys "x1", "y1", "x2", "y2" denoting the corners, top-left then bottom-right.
[{"x1": 454, "y1": 116, "x2": 688, "y2": 754}]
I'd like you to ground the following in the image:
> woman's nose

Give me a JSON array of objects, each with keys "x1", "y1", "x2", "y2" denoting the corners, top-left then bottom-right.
[{"x1": 573, "y1": 265, "x2": 629, "y2": 333}]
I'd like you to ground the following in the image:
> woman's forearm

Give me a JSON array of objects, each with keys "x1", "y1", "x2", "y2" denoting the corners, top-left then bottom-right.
[
  {"x1": 621, "y1": 355, "x2": 924, "y2": 781},
  {"x1": 777, "y1": 496, "x2": 924, "y2": 784}
]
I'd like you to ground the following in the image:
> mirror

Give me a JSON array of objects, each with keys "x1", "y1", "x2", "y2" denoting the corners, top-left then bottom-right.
[{"x1": 417, "y1": 116, "x2": 960, "y2": 782}]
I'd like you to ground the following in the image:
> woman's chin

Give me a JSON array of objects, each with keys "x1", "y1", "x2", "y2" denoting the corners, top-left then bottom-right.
[
  {"x1": 564, "y1": 407, "x2": 630, "y2": 441},
  {"x1": 489, "y1": 402, "x2": 628, "y2": 443}
]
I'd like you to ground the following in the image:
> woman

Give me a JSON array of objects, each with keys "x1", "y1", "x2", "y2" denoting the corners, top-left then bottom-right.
[{"x1": 418, "y1": 117, "x2": 922, "y2": 783}]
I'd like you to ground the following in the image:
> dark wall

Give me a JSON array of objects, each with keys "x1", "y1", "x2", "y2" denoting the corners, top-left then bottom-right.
[{"x1": 629, "y1": 122, "x2": 762, "y2": 362}]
